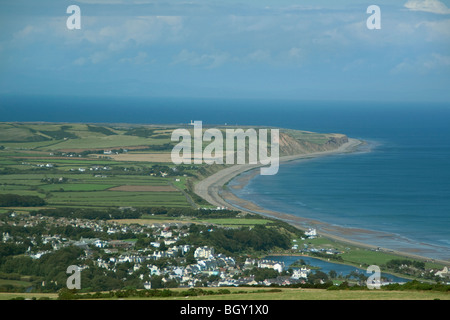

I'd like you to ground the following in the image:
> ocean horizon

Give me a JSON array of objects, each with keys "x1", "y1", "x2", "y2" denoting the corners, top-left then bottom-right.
[{"x1": 1, "y1": 95, "x2": 449, "y2": 261}]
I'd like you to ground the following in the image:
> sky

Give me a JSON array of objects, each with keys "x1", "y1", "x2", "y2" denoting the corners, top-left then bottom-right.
[{"x1": 0, "y1": 0, "x2": 449, "y2": 103}]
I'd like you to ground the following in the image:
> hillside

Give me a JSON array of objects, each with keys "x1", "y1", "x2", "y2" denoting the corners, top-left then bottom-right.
[{"x1": 0, "y1": 122, "x2": 349, "y2": 159}]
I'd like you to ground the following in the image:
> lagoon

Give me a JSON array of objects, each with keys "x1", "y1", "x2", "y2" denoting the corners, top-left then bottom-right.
[{"x1": 264, "y1": 255, "x2": 409, "y2": 283}]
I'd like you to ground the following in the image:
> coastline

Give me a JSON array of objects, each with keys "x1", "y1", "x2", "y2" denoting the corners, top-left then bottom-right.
[{"x1": 194, "y1": 138, "x2": 450, "y2": 266}]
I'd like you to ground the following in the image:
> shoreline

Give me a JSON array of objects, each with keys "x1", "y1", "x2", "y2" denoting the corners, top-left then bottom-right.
[{"x1": 194, "y1": 138, "x2": 450, "y2": 266}]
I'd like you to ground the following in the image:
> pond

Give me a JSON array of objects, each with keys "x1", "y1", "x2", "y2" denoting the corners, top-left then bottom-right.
[{"x1": 264, "y1": 255, "x2": 410, "y2": 283}]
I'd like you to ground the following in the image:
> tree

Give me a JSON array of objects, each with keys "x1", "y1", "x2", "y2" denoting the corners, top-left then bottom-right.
[
  {"x1": 150, "y1": 275, "x2": 164, "y2": 289},
  {"x1": 329, "y1": 270, "x2": 337, "y2": 279},
  {"x1": 184, "y1": 248, "x2": 197, "y2": 265},
  {"x1": 252, "y1": 268, "x2": 279, "y2": 282},
  {"x1": 308, "y1": 270, "x2": 329, "y2": 285}
]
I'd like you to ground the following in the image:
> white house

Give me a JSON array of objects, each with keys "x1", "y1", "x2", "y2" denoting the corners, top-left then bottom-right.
[
  {"x1": 291, "y1": 267, "x2": 310, "y2": 279},
  {"x1": 244, "y1": 258, "x2": 257, "y2": 269},
  {"x1": 435, "y1": 267, "x2": 450, "y2": 278},
  {"x1": 194, "y1": 246, "x2": 215, "y2": 259},
  {"x1": 94, "y1": 239, "x2": 107, "y2": 248},
  {"x1": 160, "y1": 230, "x2": 172, "y2": 238},
  {"x1": 258, "y1": 260, "x2": 285, "y2": 273},
  {"x1": 150, "y1": 242, "x2": 161, "y2": 248},
  {"x1": 143, "y1": 281, "x2": 152, "y2": 290},
  {"x1": 149, "y1": 265, "x2": 161, "y2": 276},
  {"x1": 305, "y1": 228, "x2": 317, "y2": 238}
]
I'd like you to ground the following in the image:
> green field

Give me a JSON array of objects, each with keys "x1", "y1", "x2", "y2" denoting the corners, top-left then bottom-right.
[
  {"x1": 36, "y1": 183, "x2": 117, "y2": 192},
  {"x1": 197, "y1": 218, "x2": 271, "y2": 228},
  {"x1": 123, "y1": 216, "x2": 272, "y2": 228},
  {"x1": 48, "y1": 191, "x2": 189, "y2": 208},
  {"x1": 0, "y1": 121, "x2": 196, "y2": 210},
  {"x1": 340, "y1": 248, "x2": 409, "y2": 266},
  {"x1": 0, "y1": 123, "x2": 173, "y2": 150},
  {"x1": 0, "y1": 122, "x2": 198, "y2": 208}
]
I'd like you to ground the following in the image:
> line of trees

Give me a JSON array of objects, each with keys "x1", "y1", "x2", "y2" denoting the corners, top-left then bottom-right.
[
  {"x1": 384, "y1": 259, "x2": 425, "y2": 271},
  {"x1": 30, "y1": 206, "x2": 242, "y2": 220},
  {"x1": 0, "y1": 194, "x2": 46, "y2": 207},
  {"x1": 31, "y1": 207, "x2": 141, "y2": 220}
]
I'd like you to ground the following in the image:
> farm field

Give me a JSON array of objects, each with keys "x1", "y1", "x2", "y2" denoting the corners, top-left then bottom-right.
[
  {"x1": 109, "y1": 216, "x2": 272, "y2": 228},
  {"x1": 0, "y1": 123, "x2": 200, "y2": 209}
]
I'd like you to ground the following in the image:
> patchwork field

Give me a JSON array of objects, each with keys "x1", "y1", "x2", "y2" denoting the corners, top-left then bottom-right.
[
  {"x1": 0, "y1": 123, "x2": 199, "y2": 209},
  {"x1": 0, "y1": 122, "x2": 340, "y2": 211},
  {"x1": 108, "y1": 185, "x2": 177, "y2": 192},
  {"x1": 105, "y1": 153, "x2": 173, "y2": 162}
]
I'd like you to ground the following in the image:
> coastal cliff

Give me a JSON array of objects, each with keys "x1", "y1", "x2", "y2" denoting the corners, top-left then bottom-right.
[{"x1": 279, "y1": 131, "x2": 349, "y2": 156}]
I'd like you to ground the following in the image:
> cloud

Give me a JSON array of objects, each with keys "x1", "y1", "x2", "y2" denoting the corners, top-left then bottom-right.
[
  {"x1": 391, "y1": 53, "x2": 450, "y2": 74},
  {"x1": 246, "y1": 49, "x2": 271, "y2": 62},
  {"x1": 415, "y1": 19, "x2": 450, "y2": 39},
  {"x1": 404, "y1": 0, "x2": 450, "y2": 14},
  {"x1": 172, "y1": 49, "x2": 229, "y2": 69},
  {"x1": 74, "y1": 0, "x2": 135, "y2": 3},
  {"x1": 13, "y1": 25, "x2": 45, "y2": 41},
  {"x1": 119, "y1": 51, "x2": 153, "y2": 65}
]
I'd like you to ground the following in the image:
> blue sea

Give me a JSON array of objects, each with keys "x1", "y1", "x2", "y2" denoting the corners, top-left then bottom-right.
[{"x1": 1, "y1": 95, "x2": 449, "y2": 261}]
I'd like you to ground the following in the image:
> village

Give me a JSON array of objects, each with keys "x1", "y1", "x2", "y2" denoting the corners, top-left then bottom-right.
[
  {"x1": 0, "y1": 212, "x2": 322, "y2": 291},
  {"x1": 3, "y1": 210, "x2": 448, "y2": 293}
]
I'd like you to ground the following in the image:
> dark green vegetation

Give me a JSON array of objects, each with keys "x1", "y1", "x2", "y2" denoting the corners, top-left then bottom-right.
[
  {"x1": 178, "y1": 223, "x2": 298, "y2": 256},
  {"x1": 0, "y1": 194, "x2": 46, "y2": 207},
  {"x1": 30, "y1": 206, "x2": 243, "y2": 220},
  {"x1": 56, "y1": 287, "x2": 243, "y2": 300}
]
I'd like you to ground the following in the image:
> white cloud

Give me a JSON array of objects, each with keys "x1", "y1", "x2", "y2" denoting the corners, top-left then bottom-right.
[
  {"x1": 73, "y1": 57, "x2": 87, "y2": 66},
  {"x1": 172, "y1": 49, "x2": 229, "y2": 69},
  {"x1": 415, "y1": 19, "x2": 450, "y2": 39},
  {"x1": 391, "y1": 53, "x2": 450, "y2": 74},
  {"x1": 90, "y1": 51, "x2": 109, "y2": 64},
  {"x1": 404, "y1": 0, "x2": 450, "y2": 14},
  {"x1": 42, "y1": 15, "x2": 183, "y2": 48},
  {"x1": 247, "y1": 49, "x2": 271, "y2": 62},
  {"x1": 13, "y1": 25, "x2": 45, "y2": 40},
  {"x1": 119, "y1": 51, "x2": 153, "y2": 65},
  {"x1": 74, "y1": 0, "x2": 134, "y2": 3},
  {"x1": 287, "y1": 47, "x2": 303, "y2": 59},
  {"x1": 72, "y1": 52, "x2": 109, "y2": 66}
]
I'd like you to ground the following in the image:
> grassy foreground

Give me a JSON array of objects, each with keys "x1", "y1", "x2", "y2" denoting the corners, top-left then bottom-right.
[{"x1": 1, "y1": 287, "x2": 448, "y2": 300}]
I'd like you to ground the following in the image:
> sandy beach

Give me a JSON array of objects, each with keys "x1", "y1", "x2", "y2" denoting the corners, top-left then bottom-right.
[{"x1": 194, "y1": 138, "x2": 450, "y2": 266}]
